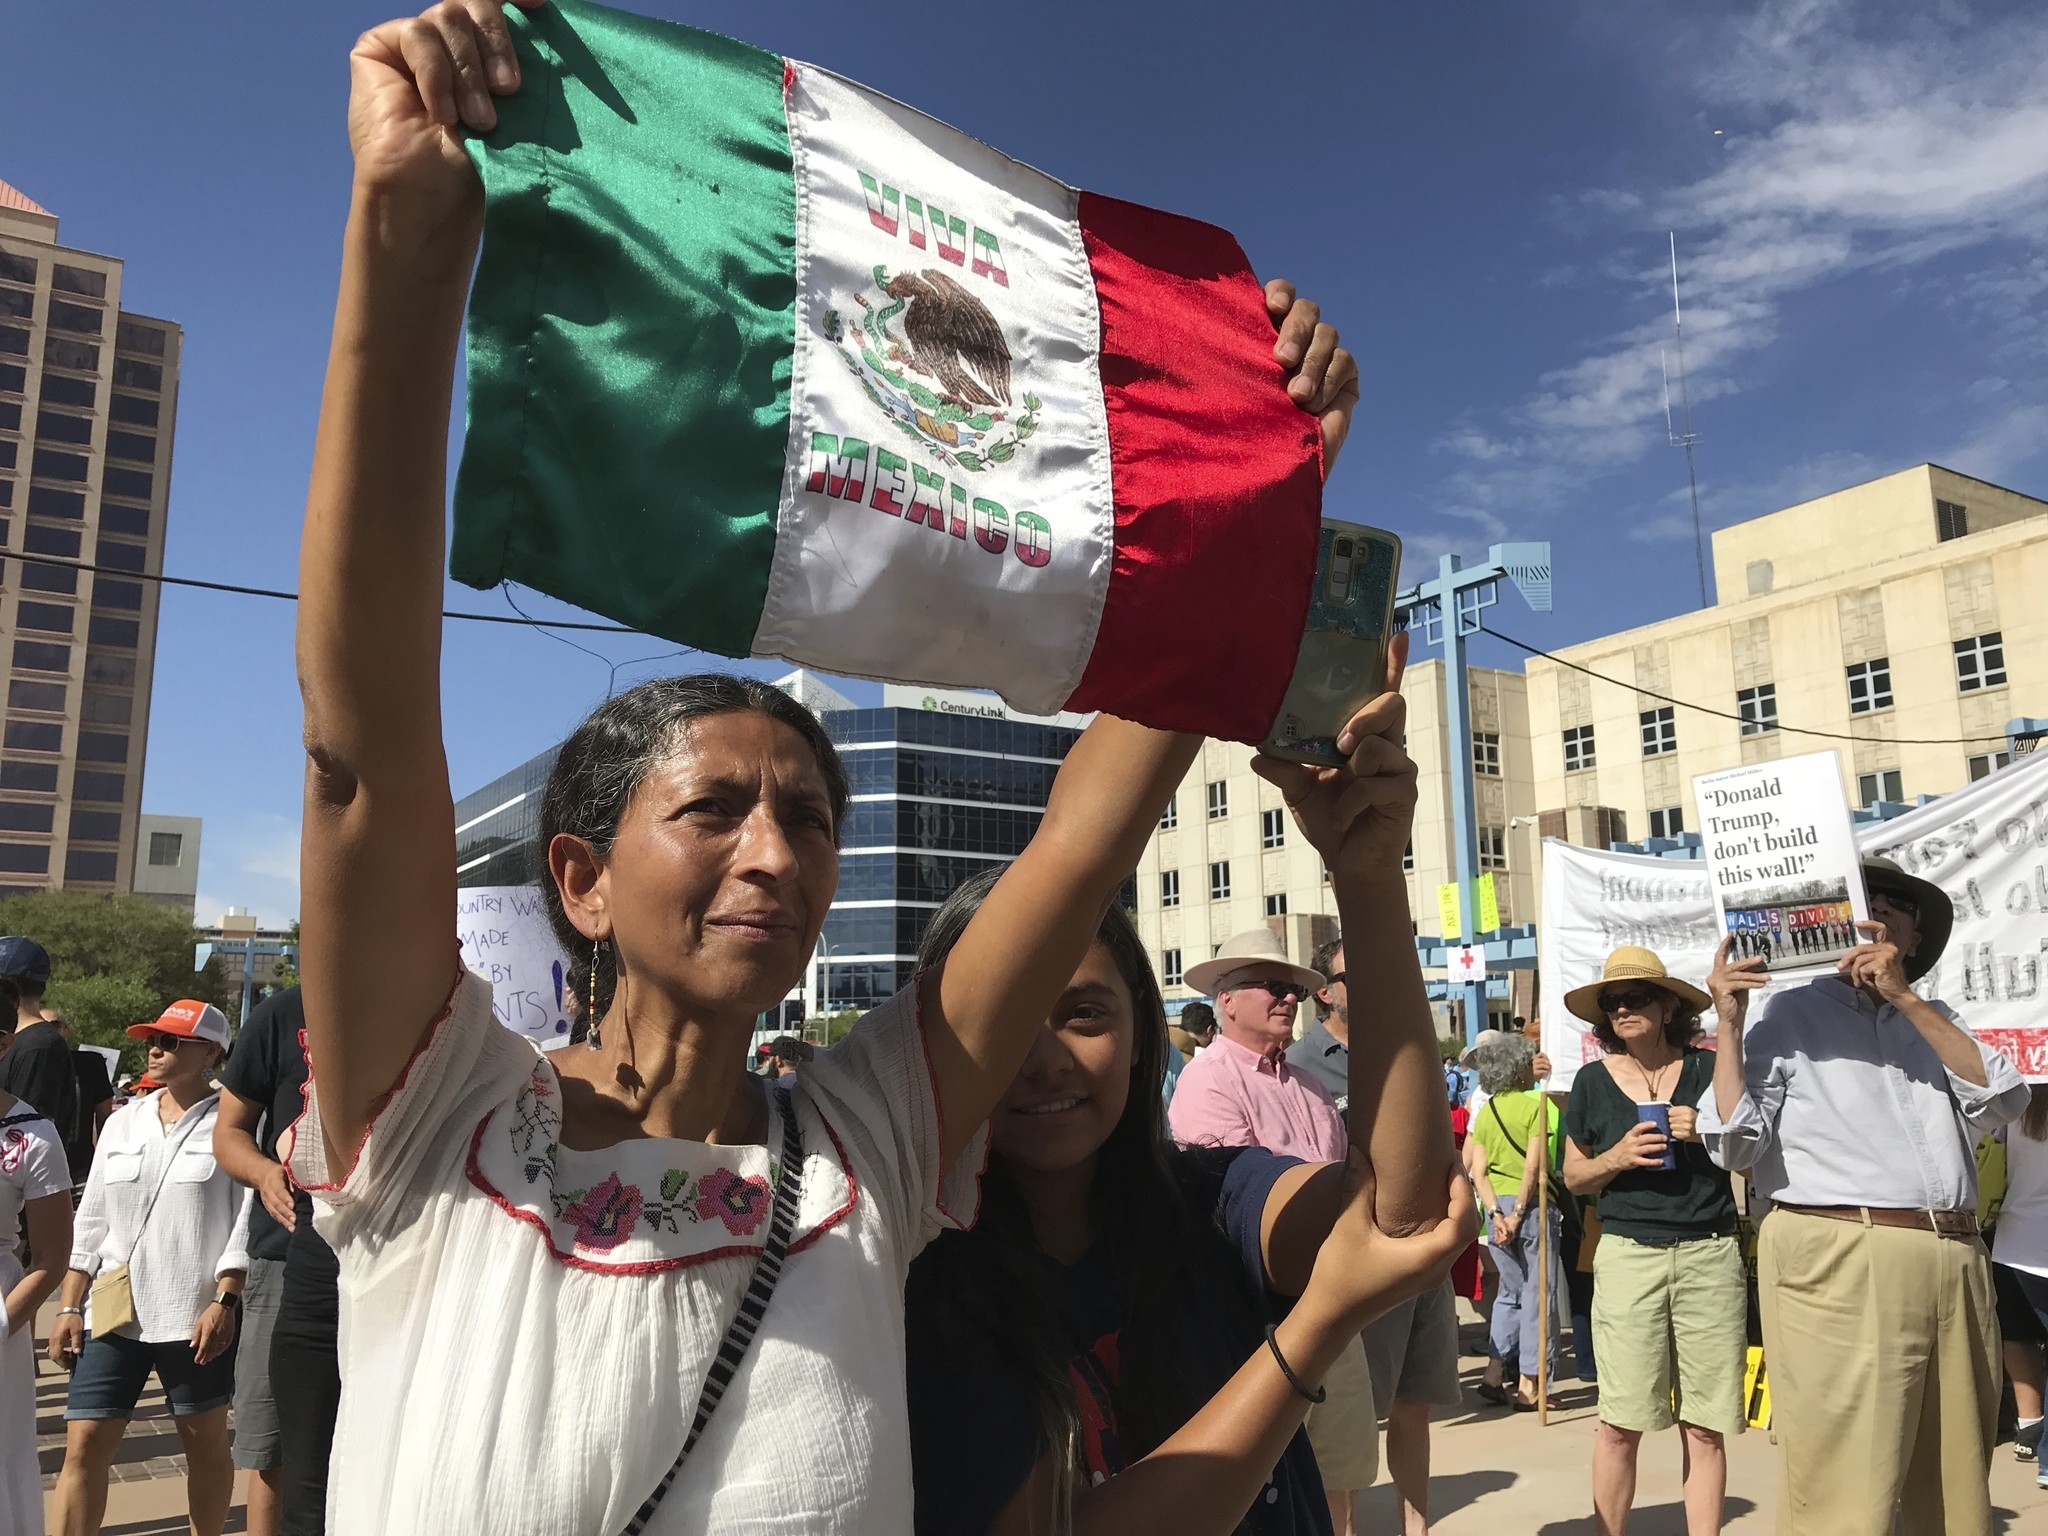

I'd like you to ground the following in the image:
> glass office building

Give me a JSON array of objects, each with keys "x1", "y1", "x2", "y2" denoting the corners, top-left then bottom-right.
[
  {"x1": 450, "y1": 676, "x2": 1091, "y2": 1020},
  {"x1": 820, "y1": 692, "x2": 1083, "y2": 1013},
  {"x1": 454, "y1": 744, "x2": 559, "y2": 889}
]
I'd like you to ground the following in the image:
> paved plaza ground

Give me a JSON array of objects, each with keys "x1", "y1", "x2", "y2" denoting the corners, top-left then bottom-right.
[{"x1": 32, "y1": 1299, "x2": 2048, "y2": 1532}]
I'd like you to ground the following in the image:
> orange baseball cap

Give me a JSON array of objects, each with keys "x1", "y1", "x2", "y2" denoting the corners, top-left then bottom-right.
[{"x1": 127, "y1": 998, "x2": 230, "y2": 1049}]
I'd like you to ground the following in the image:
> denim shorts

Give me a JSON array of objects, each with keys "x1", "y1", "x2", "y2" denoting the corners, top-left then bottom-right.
[{"x1": 66, "y1": 1330, "x2": 238, "y2": 1420}]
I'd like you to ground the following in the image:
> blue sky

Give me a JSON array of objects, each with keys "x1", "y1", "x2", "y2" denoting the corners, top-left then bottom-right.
[{"x1": 5, "y1": 0, "x2": 2045, "y2": 924}]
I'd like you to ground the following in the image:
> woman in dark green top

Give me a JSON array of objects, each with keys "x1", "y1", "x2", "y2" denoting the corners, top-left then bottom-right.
[{"x1": 1561, "y1": 947, "x2": 1743, "y2": 1536}]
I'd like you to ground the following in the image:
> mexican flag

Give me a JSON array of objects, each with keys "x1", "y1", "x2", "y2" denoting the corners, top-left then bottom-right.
[{"x1": 454, "y1": 0, "x2": 1323, "y2": 740}]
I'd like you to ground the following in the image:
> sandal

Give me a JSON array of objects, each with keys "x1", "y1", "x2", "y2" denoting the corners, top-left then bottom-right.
[
  {"x1": 1476, "y1": 1382, "x2": 1512, "y2": 1407},
  {"x1": 1512, "y1": 1394, "x2": 1564, "y2": 1413}
]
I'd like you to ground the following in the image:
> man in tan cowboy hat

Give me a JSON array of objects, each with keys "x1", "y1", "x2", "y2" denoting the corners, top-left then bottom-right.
[
  {"x1": 1702, "y1": 856, "x2": 2028, "y2": 1535},
  {"x1": 1168, "y1": 928, "x2": 1344, "y2": 1161}
]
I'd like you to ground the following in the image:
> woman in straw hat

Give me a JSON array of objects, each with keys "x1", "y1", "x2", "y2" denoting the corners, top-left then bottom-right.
[{"x1": 1560, "y1": 948, "x2": 1742, "y2": 1536}]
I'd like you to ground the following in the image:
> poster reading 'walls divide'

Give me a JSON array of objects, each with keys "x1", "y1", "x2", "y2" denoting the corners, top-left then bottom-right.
[{"x1": 1692, "y1": 750, "x2": 1870, "y2": 983}]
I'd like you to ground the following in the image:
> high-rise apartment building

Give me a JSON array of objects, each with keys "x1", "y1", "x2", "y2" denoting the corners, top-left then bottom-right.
[
  {"x1": 1526, "y1": 463, "x2": 2046, "y2": 840},
  {"x1": 0, "y1": 178, "x2": 179, "y2": 897}
]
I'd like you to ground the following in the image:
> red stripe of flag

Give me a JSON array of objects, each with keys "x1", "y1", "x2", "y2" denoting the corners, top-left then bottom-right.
[{"x1": 1063, "y1": 191, "x2": 1324, "y2": 742}]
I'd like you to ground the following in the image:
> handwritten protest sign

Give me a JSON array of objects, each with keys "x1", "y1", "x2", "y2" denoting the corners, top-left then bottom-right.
[
  {"x1": 457, "y1": 885, "x2": 574, "y2": 1049},
  {"x1": 1692, "y1": 751, "x2": 1868, "y2": 983},
  {"x1": 1542, "y1": 749, "x2": 2048, "y2": 1086}
]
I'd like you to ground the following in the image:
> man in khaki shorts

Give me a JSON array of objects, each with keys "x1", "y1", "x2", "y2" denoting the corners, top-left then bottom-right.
[{"x1": 1704, "y1": 858, "x2": 2029, "y2": 1535}]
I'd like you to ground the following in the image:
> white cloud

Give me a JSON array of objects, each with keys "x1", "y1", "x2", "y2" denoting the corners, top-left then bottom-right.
[
  {"x1": 196, "y1": 814, "x2": 302, "y2": 928},
  {"x1": 1934, "y1": 399, "x2": 2048, "y2": 485},
  {"x1": 1424, "y1": 1, "x2": 2048, "y2": 543}
]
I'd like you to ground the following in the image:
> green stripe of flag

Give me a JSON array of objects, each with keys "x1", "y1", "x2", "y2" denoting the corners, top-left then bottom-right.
[{"x1": 453, "y1": 0, "x2": 797, "y2": 655}]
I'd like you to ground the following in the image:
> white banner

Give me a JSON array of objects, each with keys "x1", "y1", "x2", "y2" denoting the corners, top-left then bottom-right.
[
  {"x1": 1541, "y1": 749, "x2": 2048, "y2": 1087},
  {"x1": 458, "y1": 886, "x2": 575, "y2": 1050},
  {"x1": 1539, "y1": 844, "x2": 1720, "y2": 1090},
  {"x1": 1862, "y1": 750, "x2": 2048, "y2": 1078}
]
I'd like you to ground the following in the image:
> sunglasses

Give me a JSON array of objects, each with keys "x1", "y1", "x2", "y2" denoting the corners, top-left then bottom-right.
[
  {"x1": 1325, "y1": 972, "x2": 1346, "y2": 989},
  {"x1": 1599, "y1": 987, "x2": 1661, "y2": 1016},
  {"x1": 1231, "y1": 978, "x2": 1311, "y2": 1005},
  {"x1": 145, "y1": 1033, "x2": 196, "y2": 1053}
]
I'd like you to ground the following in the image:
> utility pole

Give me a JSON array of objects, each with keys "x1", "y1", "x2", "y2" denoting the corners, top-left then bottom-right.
[{"x1": 1398, "y1": 543, "x2": 1553, "y2": 1043}]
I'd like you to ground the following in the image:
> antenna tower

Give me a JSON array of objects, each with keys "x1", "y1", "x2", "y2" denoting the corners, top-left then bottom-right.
[{"x1": 1661, "y1": 233, "x2": 1709, "y2": 605}]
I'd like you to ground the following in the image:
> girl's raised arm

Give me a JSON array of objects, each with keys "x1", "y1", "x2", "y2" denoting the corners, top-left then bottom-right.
[{"x1": 297, "y1": 1, "x2": 539, "y2": 1163}]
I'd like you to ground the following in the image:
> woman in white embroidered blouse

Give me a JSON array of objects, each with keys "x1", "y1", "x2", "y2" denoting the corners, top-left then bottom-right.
[
  {"x1": 288, "y1": 4, "x2": 1358, "y2": 1532},
  {"x1": 47, "y1": 1000, "x2": 252, "y2": 1536}
]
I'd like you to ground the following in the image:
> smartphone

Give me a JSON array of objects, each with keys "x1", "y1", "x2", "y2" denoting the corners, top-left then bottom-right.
[{"x1": 1259, "y1": 520, "x2": 1402, "y2": 766}]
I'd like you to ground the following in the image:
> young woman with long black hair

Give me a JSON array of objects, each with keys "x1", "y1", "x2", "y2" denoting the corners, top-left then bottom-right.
[
  {"x1": 288, "y1": 4, "x2": 1360, "y2": 1529},
  {"x1": 906, "y1": 641, "x2": 1474, "y2": 1536}
]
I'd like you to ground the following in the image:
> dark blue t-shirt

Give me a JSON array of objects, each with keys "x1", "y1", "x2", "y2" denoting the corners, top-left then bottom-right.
[{"x1": 907, "y1": 1146, "x2": 1332, "y2": 1536}]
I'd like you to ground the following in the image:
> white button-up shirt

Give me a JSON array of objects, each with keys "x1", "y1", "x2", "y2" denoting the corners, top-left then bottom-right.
[
  {"x1": 1701, "y1": 976, "x2": 2028, "y2": 1210},
  {"x1": 70, "y1": 1088, "x2": 252, "y2": 1342}
]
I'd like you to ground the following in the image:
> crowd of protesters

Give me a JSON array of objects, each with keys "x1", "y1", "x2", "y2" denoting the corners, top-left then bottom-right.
[{"x1": 0, "y1": 5, "x2": 2038, "y2": 1536}]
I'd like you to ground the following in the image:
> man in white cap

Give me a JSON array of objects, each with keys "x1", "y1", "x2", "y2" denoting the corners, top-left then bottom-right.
[{"x1": 1167, "y1": 929, "x2": 1344, "y2": 1161}]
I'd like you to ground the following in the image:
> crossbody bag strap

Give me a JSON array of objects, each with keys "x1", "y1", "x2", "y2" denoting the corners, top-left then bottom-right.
[
  {"x1": 118, "y1": 1096, "x2": 216, "y2": 1269},
  {"x1": 1487, "y1": 1097, "x2": 1563, "y2": 1207},
  {"x1": 1487, "y1": 1098, "x2": 1522, "y2": 1158},
  {"x1": 622, "y1": 1084, "x2": 806, "y2": 1536}
]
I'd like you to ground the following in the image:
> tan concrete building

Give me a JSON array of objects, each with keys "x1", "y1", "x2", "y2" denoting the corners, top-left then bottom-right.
[
  {"x1": 131, "y1": 813, "x2": 200, "y2": 915},
  {"x1": 1133, "y1": 660, "x2": 1537, "y2": 1012},
  {"x1": 1526, "y1": 465, "x2": 2046, "y2": 847},
  {"x1": 0, "y1": 177, "x2": 179, "y2": 899}
]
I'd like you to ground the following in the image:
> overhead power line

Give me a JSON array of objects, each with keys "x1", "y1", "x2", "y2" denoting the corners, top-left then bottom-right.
[
  {"x1": 14, "y1": 548, "x2": 2024, "y2": 748},
  {"x1": 9, "y1": 550, "x2": 641, "y2": 634},
  {"x1": 1480, "y1": 623, "x2": 2016, "y2": 748}
]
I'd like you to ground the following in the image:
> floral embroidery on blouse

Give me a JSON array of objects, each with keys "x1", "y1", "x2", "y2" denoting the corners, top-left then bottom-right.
[
  {"x1": 692, "y1": 1166, "x2": 773, "y2": 1235},
  {"x1": 494, "y1": 1061, "x2": 789, "y2": 1257}
]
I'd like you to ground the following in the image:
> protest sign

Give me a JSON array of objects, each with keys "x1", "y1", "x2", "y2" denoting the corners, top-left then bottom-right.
[
  {"x1": 1542, "y1": 749, "x2": 2048, "y2": 1085},
  {"x1": 1539, "y1": 843, "x2": 1720, "y2": 1088},
  {"x1": 1693, "y1": 750, "x2": 1867, "y2": 983},
  {"x1": 458, "y1": 885, "x2": 574, "y2": 1049}
]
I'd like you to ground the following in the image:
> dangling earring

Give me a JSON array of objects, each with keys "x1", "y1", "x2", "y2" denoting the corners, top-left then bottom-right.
[{"x1": 588, "y1": 935, "x2": 604, "y2": 1050}]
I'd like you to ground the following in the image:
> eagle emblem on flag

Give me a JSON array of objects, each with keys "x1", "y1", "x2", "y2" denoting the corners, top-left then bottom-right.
[{"x1": 821, "y1": 264, "x2": 1042, "y2": 473}]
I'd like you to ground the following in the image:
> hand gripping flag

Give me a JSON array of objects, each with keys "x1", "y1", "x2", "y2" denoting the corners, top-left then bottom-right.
[{"x1": 454, "y1": 0, "x2": 1324, "y2": 739}]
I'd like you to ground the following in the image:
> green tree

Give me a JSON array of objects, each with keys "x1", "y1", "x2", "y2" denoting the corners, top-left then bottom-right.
[
  {"x1": 813, "y1": 1009, "x2": 861, "y2": 1048},
  {"x1": 272, "y1": 920, "x2": 302, "y2": 990},
  {"x1": 47, "y1": 974, "x2": 162, "y2": 1076},
  {"x1": 0, "y1": 890, "x2": 230, "y2": 1077}
]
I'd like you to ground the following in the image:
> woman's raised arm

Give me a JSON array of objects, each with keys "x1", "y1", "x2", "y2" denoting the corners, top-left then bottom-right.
[{"x1": 297, "y1": 1, "x2": 539, "y2": 1162}]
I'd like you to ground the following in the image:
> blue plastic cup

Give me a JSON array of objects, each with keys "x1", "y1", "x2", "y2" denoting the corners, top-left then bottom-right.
[{"x1": 1636, "y1": 1101, "x2": 1677, "y2": 1170}]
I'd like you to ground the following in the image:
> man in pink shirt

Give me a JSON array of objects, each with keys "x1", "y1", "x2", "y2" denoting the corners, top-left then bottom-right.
[
  {"x1": 1168, "y1": 929, "x2": 1371, "y2": 1531},
  {"x1": 1168, "y1": 930, "x2": 1345, "y2": 1160}
]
